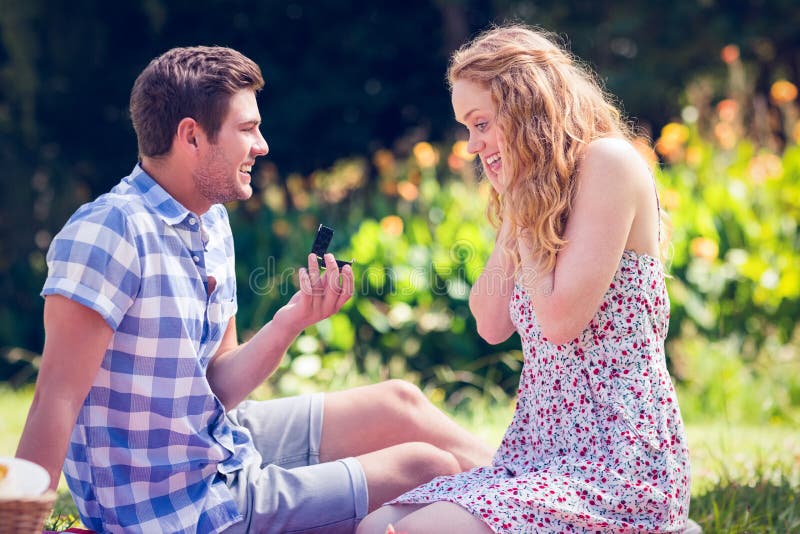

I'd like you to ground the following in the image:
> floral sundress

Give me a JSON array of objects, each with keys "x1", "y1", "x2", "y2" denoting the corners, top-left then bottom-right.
[{"x1": 390, "y1": 250, "x2": 691, "y2": 533}]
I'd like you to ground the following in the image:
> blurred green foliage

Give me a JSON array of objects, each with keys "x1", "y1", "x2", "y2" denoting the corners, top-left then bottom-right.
[
  {"x1": 2, "y1": 2, "x2": 799, "y2": 353},
  {"x1": 226, "y1": 119, "x2": 800, "y2": 421},
  {"x1": 1, "y1": 1, "x2": 799, "y2": 425},
  {"x1": 649, "y1": 71, "x2": 800, "y2": 424},
  {"x1": 660, "y1": 140, "x2": 800, "y2": 350}
]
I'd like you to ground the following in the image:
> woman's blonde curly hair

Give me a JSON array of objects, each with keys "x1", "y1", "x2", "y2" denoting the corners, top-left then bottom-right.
[{"x1": 448, "y1": 25, "x2": 633, "y2": 272}]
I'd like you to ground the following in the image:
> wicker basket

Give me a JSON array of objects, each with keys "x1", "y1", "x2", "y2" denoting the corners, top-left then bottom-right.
[{"x1": 0, "y1": 490, "x2": 57, "y2": 534}]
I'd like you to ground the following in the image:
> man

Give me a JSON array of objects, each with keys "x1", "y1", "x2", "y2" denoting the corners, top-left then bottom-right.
[{"x1": 16, "y1": 46, "x2": 492, "y2": 533}]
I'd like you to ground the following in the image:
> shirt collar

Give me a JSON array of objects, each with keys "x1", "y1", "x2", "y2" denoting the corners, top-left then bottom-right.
[{"x1": 127, "y1": 164, "x2": 194, "y2": 226}]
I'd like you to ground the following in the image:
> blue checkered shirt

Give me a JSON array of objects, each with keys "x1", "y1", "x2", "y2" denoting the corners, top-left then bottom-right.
[{"x1": 42, "y1": 165, "x2": 257, "y2": 533}]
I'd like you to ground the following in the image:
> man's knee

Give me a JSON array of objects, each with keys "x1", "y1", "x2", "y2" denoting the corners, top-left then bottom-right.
[
  {"x1": 379, "y1": 379, "x2": 428, "y2": 411},
  {"x1": 402, "y1": 441, "x2": 461, "y2": 479}
]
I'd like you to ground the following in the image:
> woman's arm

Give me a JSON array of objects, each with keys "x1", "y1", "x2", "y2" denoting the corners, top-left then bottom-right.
[
  {"x1": 468, "y1": 218, "x2": 517, "y2": 344},
  {"x1": 517, "y1": 138, "x2": 651, "y2": 345}
]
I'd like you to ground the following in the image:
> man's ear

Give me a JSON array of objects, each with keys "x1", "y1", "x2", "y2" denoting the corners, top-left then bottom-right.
[{"x1": 176, "y1": 117, "x2": 201, "y2": 152}]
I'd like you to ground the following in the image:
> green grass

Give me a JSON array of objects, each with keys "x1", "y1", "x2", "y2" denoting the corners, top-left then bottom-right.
[
  {"x1": 3, "y1": 386, "x2": 799, "y2": 532},
  {"x1": 0, "y1": 385, "x2": 34, "y2": 457},
  {"x1": 683, "y1": 423, "x2": 800, "y2": 532}
]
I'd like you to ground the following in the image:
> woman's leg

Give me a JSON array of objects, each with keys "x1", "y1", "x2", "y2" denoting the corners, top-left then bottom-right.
[
  {"x1": 358, "y1": 502, "x2": 493, "y2": 534},
  {"x1": 396, "y1": 502, "x2": 494, "y2": 534},
  {"x1": 356, "y1": 503, "x2": 427, "y2": 534}
]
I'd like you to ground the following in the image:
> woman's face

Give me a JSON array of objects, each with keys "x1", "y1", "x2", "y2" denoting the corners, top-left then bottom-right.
[{"x1": 451, "y1": 79, "x2": 506, "y2": 193}]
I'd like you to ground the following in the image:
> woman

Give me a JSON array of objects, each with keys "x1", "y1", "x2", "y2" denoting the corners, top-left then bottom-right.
[{"x1": 358, "y1": 25, "x2": 692, "y2": 533}]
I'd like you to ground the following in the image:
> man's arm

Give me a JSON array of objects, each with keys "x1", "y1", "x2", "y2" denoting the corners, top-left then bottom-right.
[
  {"x1": 16, "y1": 295, "x2": 112, "y2": 490},
  {"x1": 206, "y1": 253, "x2": 354, "y2": 409}
]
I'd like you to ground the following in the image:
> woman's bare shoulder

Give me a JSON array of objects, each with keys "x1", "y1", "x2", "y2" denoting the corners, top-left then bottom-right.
[{"x1": 577, "y1": 137, "x2": 652, "y2": 192}]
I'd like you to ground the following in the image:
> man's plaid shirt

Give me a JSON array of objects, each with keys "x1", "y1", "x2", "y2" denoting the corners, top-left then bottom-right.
[{"x1": 42, "y1": 165, "x2": 257, "y2": 533}]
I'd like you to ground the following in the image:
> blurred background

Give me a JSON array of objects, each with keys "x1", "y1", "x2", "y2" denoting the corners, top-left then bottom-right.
[{"x1": 1, "y1": 1, "x2": 799, "y2": 529}]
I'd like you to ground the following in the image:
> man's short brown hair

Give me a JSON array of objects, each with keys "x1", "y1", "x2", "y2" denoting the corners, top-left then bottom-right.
[{"x1": 130, "y1": 46, "x2": 264, "y2": 158}]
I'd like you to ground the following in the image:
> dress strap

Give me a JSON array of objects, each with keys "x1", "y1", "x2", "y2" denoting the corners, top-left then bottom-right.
[{"x1": 651, "y1": 174, "x2": 662, "y2": 244}]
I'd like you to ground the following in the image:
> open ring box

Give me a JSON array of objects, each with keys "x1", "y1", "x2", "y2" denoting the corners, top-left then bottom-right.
[{"x1": 0, "y1": 456, "x2": 57, "y2": 533}]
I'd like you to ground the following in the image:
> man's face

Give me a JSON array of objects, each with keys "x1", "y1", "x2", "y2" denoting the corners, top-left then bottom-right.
[{"x1": 193, "y1": 89, "x2": 269, "y2": 206}]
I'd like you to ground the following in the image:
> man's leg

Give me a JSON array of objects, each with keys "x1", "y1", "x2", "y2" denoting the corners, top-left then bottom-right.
[
  {"x1": 320, "y1": 379, "x2": 495, "y2": 512},
  {"x1": 355, "y1": 442, "x2": 460, "y2": 511},
  {"x1": 225, "y1": 394, "x2": 368, "y2": 533},
  {"x1": 225, "y1": 381, "x2": 495, "y2": 529},
  {"x1": 320, "y1": 379, "x2": 495, "y2": 471}
]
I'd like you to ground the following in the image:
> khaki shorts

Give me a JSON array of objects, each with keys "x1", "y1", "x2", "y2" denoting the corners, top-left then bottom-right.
[{"x1": 221, "y1": 393, "x2": 369, "y2": 533}]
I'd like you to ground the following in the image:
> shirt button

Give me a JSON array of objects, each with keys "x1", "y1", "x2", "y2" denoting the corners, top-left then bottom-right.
[
  {"x1": 188, "y1": 217, "x2": 197, "y2": 225},
  {"x1": 193, "y1": 255, "x2": 200, "y2": 263}
]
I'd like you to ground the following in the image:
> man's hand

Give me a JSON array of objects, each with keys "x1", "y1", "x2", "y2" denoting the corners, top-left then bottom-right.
[
  {"x1": 208, "y1": 253, "x2": 354, "y2": 407},
  {"x1": 281, "y1": 253, "x2": 354, "y2": 332}
]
